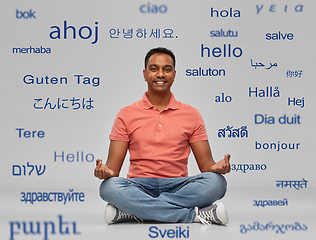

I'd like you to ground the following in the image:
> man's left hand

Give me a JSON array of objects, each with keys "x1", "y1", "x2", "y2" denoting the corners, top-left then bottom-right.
[{"x1": 210, "y1": 154, "x2": 231, "y2": 174}]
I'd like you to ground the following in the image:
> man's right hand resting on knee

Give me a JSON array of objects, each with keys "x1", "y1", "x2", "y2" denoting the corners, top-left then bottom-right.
[{"x1": 94, "y1": 159, "x2": 115, "y2": 180}]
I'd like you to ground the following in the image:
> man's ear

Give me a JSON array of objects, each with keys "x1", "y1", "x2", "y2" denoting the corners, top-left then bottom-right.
[{"x1": 143, "y1": 69, "x2": 147, "y2": 81}]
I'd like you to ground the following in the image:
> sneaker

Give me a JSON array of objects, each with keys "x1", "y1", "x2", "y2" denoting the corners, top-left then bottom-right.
[
  {"x1": 104, "y1": 203, "x2": 143, "y2": 224},
  {"x1": 196, "y1": 202, "x2": 228, "y2": 225}
]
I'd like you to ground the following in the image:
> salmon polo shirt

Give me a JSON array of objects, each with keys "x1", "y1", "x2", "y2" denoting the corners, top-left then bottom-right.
[{"x1": 109, "y1": 92, "x2": 208, "y2": 178}]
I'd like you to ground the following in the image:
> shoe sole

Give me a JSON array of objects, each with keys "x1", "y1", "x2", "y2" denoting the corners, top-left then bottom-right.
[{"x1": 215, "y1": 202, "x2": 229, "y2": 225}]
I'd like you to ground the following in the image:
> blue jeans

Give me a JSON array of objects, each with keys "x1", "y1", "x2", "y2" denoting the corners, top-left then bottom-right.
[{"x1": 99, "y1": 172, "x2": 227, "y2": 223}]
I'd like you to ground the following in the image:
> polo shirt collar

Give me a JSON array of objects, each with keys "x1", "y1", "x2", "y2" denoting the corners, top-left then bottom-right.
[{"x1": 142, "y1": 91, "x2": 179, "y2": 110}]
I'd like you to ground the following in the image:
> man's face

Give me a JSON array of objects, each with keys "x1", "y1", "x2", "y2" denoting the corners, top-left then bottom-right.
[{"x1": 143, "y1": 53, "x2": 176, "y2": 94}]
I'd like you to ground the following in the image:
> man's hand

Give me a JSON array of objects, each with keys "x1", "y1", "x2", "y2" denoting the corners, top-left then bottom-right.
[
  {"x1": 210, "y1": 154, "x2": 231, "y2": 174},
  {"x1": 94, "y1": 159, "x2": 115, "y2": 180},
  {"x1": 190, "y1": 140, "x2": 231, "y2": 175}
]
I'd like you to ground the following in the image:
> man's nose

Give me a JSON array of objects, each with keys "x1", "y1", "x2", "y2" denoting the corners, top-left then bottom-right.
[{"x1": 156, "y1": 69, "x2": 165, "y2": 78}]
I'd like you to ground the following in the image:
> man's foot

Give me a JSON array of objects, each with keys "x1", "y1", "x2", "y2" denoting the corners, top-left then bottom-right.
[
  {"x1": 104, "y1": 203, "x2": 143, "y2": 224},
  {"x1": 195, "y1": 202, "x2": 228, "y2": 225}
]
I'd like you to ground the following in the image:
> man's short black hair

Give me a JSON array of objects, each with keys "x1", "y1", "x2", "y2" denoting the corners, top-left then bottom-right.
[{"x1": 144, "y1": 47, "x2": 176, "y2": 69}]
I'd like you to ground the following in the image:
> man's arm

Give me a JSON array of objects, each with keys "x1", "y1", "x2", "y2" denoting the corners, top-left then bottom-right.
[
  {"x1": 94, "y1": 140, "x2": 129, "y2": 179},
  {"x1": 189, "y1": 140, "x2": 231, "y2": 174}
]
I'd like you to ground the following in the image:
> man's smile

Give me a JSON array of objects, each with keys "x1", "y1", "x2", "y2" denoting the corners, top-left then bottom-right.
[{"x1": 154, "y1": 81, "x2": 167, "y2": 85}]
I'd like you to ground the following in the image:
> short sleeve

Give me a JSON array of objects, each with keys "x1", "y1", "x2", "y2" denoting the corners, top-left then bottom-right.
[
  {"x1": 109, "y1": 109, "x2": 130, "y2": 142},
  {"x1": 188, "y1": 108, "x2": 208, "y2": 143}
]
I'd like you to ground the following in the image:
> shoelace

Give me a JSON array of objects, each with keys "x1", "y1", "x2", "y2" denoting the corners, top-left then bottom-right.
[
  {"x1": 198, "y1": 209, "x2": 216, "y2": 225},
  {"x1": 116, "y1": 210, "x2": 143, "y2": 223}
]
